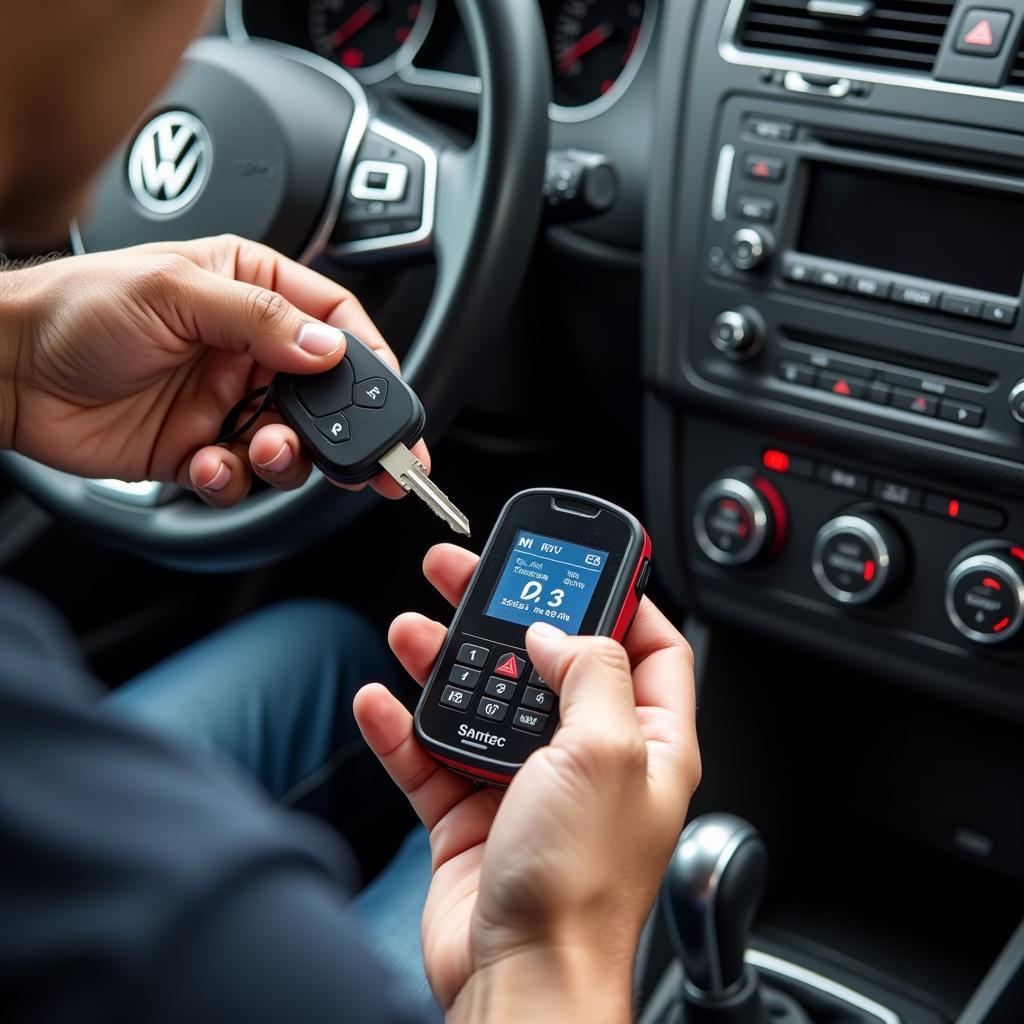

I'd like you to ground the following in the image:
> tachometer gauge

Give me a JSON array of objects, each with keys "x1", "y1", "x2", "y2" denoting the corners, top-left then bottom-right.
[
  {"x1": 547, "y1": 0, "x2": 649, "y2": 113},
  {"x1": 309, "y1": 0, "x2": 434, "y2": 82}
]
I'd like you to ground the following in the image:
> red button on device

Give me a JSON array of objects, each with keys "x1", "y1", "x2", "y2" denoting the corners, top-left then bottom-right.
[{"x1": 494, "y1": 653, "x2": 523, "y2": 679}]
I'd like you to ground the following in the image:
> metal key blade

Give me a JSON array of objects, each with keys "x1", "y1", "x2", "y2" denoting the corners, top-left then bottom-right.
[{"x1": 379, "y1": 443, "x2": 471, "y2": 536}]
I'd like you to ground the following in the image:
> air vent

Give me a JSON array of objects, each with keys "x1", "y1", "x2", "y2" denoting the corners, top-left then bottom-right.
[
  {"x1": 1009, "y1": 44, "x2": 1024, "y2": 88},
  {"x1": 736, "y1": 0, "x2": 955, "y2": 74}
]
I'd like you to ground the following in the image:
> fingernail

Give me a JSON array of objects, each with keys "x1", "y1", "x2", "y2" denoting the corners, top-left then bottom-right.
[
  {"x1": 254, "y1": 442, "x2": 292, "y2": 474},
  {"x1": 298, "y1": 322, "x2": 344, "y2": 356},
  {"x1": 199, "y1": 463, "x2": 231, "y2": 492},
  {"x1": 529, "y1": 622, "x2": 567, "y2": 640}
]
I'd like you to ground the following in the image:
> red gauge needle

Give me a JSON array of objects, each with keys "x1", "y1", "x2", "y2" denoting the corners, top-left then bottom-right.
[
  {"x1": 330, "y1": 0, "x2": 383, "y2": 48},
  {"x1": 557, "y1": 21, "x2": 614, "y2": 71}
]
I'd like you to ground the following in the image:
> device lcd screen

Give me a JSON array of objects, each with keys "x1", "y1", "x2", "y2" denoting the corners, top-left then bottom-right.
[
  {"x1": 797, "y1": 163, "x2": 1024, "y2": 296},
  {"x1": 484, "y1": 529, "x2": 610, "y2": 635}
]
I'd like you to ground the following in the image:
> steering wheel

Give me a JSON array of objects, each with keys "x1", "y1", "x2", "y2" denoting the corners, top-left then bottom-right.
[{"x1": 0, "y1": 1, "x2": 548, "y2": 572}]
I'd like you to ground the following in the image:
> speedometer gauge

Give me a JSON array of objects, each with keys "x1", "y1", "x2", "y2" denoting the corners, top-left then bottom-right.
[
  {"x1": 309, "y1": 0, "x2": 435, "y2": 82},
  {"x1": 546, "y1": 0, "x2": 649, "y2": 113}
]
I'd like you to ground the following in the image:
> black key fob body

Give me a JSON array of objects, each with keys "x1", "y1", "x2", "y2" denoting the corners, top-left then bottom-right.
[{"x1": 273, "y1": 332, "x2": 426, "y2": 484}]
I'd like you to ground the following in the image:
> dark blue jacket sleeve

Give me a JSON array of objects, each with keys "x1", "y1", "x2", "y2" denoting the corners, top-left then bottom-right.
[{"x1": 0, "y1": 579, "x2": 431, "y2": 1024}]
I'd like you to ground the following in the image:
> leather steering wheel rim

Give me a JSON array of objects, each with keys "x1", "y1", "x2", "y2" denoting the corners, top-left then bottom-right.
[{"x1": 0, "y1": 0, "x2": 549, "y2": 572}]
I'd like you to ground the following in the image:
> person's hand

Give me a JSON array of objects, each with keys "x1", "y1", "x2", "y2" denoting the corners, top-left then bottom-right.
[
  {"x1": 0, "y1": 234, "x2": 428, "y2": 505},
  {"x1": 354, "y1": 545, "x2": 700, "y2": 1022}
]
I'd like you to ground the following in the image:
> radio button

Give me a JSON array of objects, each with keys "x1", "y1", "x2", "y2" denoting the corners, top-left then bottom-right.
[
  {"x1": 940, "y1": 294, "x2": 983, "y2": 319},
  {"x1": 811, "y1": 267, "x2": 848, "y2": 290},
  {"x1": 893, "y1": 284, "x2": 940, "y2": 309},
  {"x1": 783, "y1": 257, "x2": 812, "y2": 283},
  {"x1": 866, "y1": 381, "x2": 892, "y2": 405},
  {"x1": 746, "y1": 118, "x2": 796, "y2": 142},
  {"x1": 816, "y1": 464, "x2": 869, "y2": 495},
  {"x1": 817, "y1": 371, "x2": 868, "y2": 399},
  {"x1": 939, "y1": 399, "x2": 985, "y2": 427},
  {"x1": 892, "y1": 387, "x2": 938, "y2": 416},
  {"x1": 849, "y1": 272, "x2": 891, "y2": 300},
  {"x1": 743, "y1": 153, "x2": 786, "y2": 181},
  {"x1": 777, "y1": 360, "x2": 815, "y2": 386},
  {"x1": 803, "y1": 351, "x2": 875, "y2": 379},
  {"x1": 983, "y1": 301, "x2": 1017, "y2": 327},
  {"x1": 872, "y1": 479, "x2": 923, "y2": 509},
  {"x1": 736, "y1": 195, "x2": 776, "y2": 222}
]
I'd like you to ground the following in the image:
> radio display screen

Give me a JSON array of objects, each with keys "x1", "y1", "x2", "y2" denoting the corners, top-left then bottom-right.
[{"x1": 797, "y1": 164, "x2": 1024, "y2": 296}]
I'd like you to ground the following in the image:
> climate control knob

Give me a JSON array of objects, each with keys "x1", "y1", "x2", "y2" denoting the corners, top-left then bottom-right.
[
  {"x1": 945, "y1": 549, "x2": 1024, "y2": 645},
  {"x1": 729, "y1": 227, "x2": 773, "y2": 271},
  {"x1": 812, "y1": 513, "x2": 904, "y2": 605},
  {"x1": 709, "y1": 307, "x2": 763, "y2": 360},
  {"x1": 694, "y1": 472, "x2": 786, "y2": 566}
]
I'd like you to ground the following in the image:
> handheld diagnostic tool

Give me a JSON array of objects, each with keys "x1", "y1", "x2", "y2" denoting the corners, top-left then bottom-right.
[{"x1": 414, "y1": 489, "x2": 652, "y2": 785}]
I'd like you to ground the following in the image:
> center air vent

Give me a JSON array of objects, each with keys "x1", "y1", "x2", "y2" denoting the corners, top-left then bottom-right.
[
  {"x1": 1009, "y1": 43, "x2": 1024, "y2": 87},
  {"x1": 736, "y1": 0, "x2": 955, "y2": 74}
]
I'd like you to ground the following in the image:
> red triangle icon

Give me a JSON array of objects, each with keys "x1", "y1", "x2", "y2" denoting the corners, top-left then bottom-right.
[
  {"x1": 832, "y1": 379, "x2": 852, "y2": 396},
  {"x1": 964, "y1": 18, "x2": 993, "y2": 46},
  {"x1": 494, "y1": 654, "x2": 522, "y2": 679}
]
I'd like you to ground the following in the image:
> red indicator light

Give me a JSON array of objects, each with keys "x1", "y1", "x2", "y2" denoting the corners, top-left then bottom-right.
[
  {"x1": 762, "y1": 449, "x2": 790, "y2": 473},
  {"x1": 1011, "y1": 547, "x2": 1024, "y2": 562},
  {"x1": 720, "y1": 499, "x2": 741, "y2": 513},
  {"x1": 912, "y1": 396, "x2": 928, "y2": 412},
  {"x1": 832, "y1": 379, "x2": 852, "y2": 396},
  {"x1": 947, "y1": 499, "x2": 960, "y2": 518},
  {"x1": 982, "y1": 577, "x2": 1003, "y2": 591},
  {"x1": 752, "y1": 161, "x2": 771, "y2": 178},
  {"x1": 964, "y1": 18, "x2": 994, "y2": 46},
  {"x1": 863, "y1": 560, "x2": 876, "y2": 582},
  {"x1": 993, "y1": 616, "x2": 1011, "y2": 633},
  {"x1": 341, "y1": 47, "x2": 365, "y2": 68}
]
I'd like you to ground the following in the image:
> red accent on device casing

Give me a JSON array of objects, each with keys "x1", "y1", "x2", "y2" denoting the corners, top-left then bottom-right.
[{"x1": 610, "y1": 529, "x2": 653, "y2": 643}]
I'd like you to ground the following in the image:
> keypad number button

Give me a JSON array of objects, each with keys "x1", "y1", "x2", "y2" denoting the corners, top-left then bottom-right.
[
  {"x1": 529, "y1": 667, "x2": 548, "y2": 689},
  {"x1": 448, "y1": 666, "x2": 481, "y2": 690},
  {"x1": 440, "y1": 685, "x2": 472, "y2": 712},
  {"x1": 512, "y1": 708, "x2": 549, "y2": 734},
  {"x1": 476, "y1": 697, "x2": 509, "y2": 722},
  {"x1": 484, "y1": 677, "x2": 517, "y2": 700},
  {"x1": 456, "y1": 643, "x2": 489, "y2": 668},
  {"x1": 522, "y1": 686, "x2": 555, "y2": 712}
]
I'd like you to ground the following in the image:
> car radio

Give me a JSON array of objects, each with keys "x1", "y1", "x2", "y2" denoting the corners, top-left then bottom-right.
[{"x1": 689, "y1": 94, "x2": 1024, "y2": 467}]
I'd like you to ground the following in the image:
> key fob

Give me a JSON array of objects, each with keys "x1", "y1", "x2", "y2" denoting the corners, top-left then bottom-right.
[{"x1": 273, "y1": 332, "x2": 426, "y2": 485}]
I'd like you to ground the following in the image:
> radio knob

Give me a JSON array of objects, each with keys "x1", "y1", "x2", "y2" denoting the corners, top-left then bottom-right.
[
  {"x1": 709, "y1": 307, "x2": 763, "y2": 359},
  {"x1": 945, "y1": 549, "x2": 1024, "y2": 645},
  {"x1": 1008, "y1": 380, "x2": 1024, "y2": 425},
  {"x1": 729, "y1": 227, "x2": 773, "y2": 271},
  {"x1": 812, "y1": 513, "x2": 904, "y2": 606},
  {"x1": 694, "y1": 472, "x2": 786, "y2": 566}
]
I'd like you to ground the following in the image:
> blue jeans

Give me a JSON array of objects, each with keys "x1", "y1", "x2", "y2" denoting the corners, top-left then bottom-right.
[{"x1": 107, "y1": 600, "x2": 440, "y2": 1018}]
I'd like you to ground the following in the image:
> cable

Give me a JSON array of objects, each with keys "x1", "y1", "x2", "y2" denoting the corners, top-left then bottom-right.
[{"x1": 216, "y1": 385, "x2": 274, "y2": 445}]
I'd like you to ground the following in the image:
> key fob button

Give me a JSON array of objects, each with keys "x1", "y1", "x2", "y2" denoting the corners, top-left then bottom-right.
[
  {"x1": 456, "y1": 643, "x2": 489, "y2": 667},
  {"x1": 448, "y1": 666, "x2": 481, "y2": 690},
  {"x1": 440, "y1": 685, "x2": 472, "y2": 712},
  {"x1": 484, "y1": 677, "x2": 517, "y2": 700},
  {"x1": 476, "y1": 696, "x2": 508, "y2": 722},
  {"x1": 355, "y1": 378, "x2": 389, "y2": 408},
  {"x1": 314, "y1": 413, "x2": 351, "y2": 444},
  {"x1": 512, "y1": 708, "x2": 548, "y2": 734},
  {"x1": 297, "y1": 358, "x2": 355, "y2": 417},
  {"x1": 522, "y1": 686, "x2": 554, "y2": 712}
]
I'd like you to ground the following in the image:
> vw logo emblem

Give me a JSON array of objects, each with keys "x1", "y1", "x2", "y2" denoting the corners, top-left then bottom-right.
[{"x1": 127, "y1": 110, "x2": 211, "y2": 215}]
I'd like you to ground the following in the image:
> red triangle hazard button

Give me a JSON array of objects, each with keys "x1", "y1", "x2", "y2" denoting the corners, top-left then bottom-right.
[
  {"x1": 494, "y1": 653, "x2": 523, "y2": 679},
  {"x1": 964, "y1": 18, "x2": 993, "y2": 46}
]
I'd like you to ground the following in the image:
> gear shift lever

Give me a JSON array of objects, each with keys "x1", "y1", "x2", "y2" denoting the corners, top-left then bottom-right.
[{"x1": 662, "y1": 814, "x2": 768, "y2": 1024}]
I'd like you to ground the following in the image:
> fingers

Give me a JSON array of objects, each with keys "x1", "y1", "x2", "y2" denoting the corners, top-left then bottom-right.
[
  {"x1": 422, "y1": 544, "x2": 480, "y2": 607},
  {"x1": 248, "y1": 423, "x2": 312, "y2": 491},
  {"x1": 353, "y1": 683, "x2": 477, "y2": 832},
  {"x1": 388, "y1": 612, "x2": 448, "y2": 685},
  {"x1": 187, "y1": 443, "x2": 252, "y2": 508}
]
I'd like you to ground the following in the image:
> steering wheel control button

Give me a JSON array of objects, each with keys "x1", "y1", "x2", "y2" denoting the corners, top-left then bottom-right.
[
  {"x1": 350, "y1": 161, "x2": 410, "y2": 203},
  {"x1": 297, "y1": 358, "x2": 355, "y2": 417},
  {"x1": 476, "y1": 697, "x2": 509, "y2": 723},
  {"x1": 448, "y1": 666, "x2": 481, "y2": 690},
  {"x1": 812, "y1": 514, "x2": 903, "y2": 605},
  {"x1": 710, "y1": 308, "x2": 763, "y2": 359},
  {"x1": 694, "y1": 475, "x2": 783, "y2": 566},
  {"x1": 729, "y1": 228, "x2": 772, "y2": 271},
  {"x1": 493, "y1": 653, "x2": 524, "y2": 680},
  {"x1": 743, "y1": 153, "x2": 786, "y2": 181},
  {"x1": 456, "y1": 643, "x2": 490, "y2": 668},
  {"x1": 439, "y1": 685, "x2": 472, "y2": 712},
  {"x1": 522, "y1": 686, "x2": 555, "y2": 713},
  {"x1": 354, "y1": 377, "x2": 388, "y2": 408},
  {"x1": 484, "y1": 677, "x2": 517, "y2": 701},
  {"x1": 946, "y1": 552, "x2": 1024, "y2": 644},
  {"x1": 512, "y1": 708, "x2": 548, "y2": 734},
  {"x1": 954, "y1": 9, "x2": 1012, "y2": 56},
  {"x1": 314, "y1": 413, "x2": 351, "y2": 444}
]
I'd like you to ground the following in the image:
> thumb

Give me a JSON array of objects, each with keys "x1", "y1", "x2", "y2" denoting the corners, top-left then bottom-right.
[
  {"x1": 180, "y1": 265, "x2": 347, "y2": 373},
  {"x1": 525, "y1": 623, "x2": 638, "y2": 736}
]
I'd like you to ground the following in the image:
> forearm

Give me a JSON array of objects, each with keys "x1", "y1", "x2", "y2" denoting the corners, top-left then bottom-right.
[{"x1": 447, "y1": 945, "x2": 634, "y2": 1024}]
